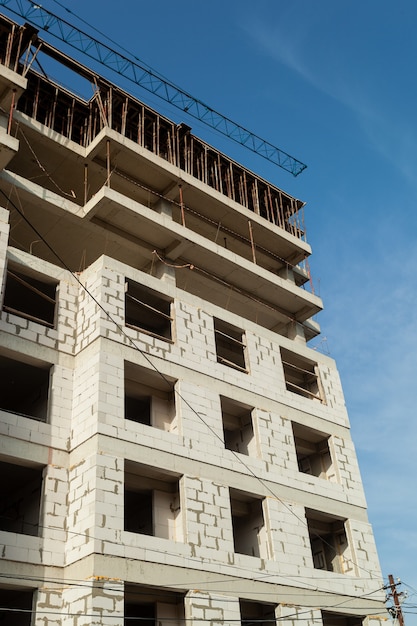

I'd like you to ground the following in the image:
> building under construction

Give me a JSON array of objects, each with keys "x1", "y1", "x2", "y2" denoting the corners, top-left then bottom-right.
[{"x1": 0, "y1": 10, "x2": 387, "y2": 626}]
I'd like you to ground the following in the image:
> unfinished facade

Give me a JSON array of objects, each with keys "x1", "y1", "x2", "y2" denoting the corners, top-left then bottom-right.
[{"x1": 0, "y1": 14, "x2": 386, "y2": 626}]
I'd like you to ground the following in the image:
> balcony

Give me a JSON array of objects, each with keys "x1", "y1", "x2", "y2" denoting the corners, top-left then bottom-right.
[{"x1": 0, "y1": 170, "x2": 322, "y2": 338}]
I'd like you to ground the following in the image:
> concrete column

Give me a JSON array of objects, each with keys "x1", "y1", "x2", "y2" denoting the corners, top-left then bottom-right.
[
  {"x1": 347, "y1": 518, "x2": 383, "y2": 578},
  {"x1": 182, "y1": 475, "x2": 234, "y2": 562},
  {"x1": 185, "y1": 591, "x2": 240, "y2": 626},
  {"x1": 278, "y1": 266, "x2": 296, "y2": 283},
  {"x1": 153, "y1": 259, "x2": 176, "y2": 285},
  {"x1": 65, "y1": 451, "x2": 98, "y2": 565},
  {"x1": 40, "y1": 464, "x2": 68, "y2": 568},
  {"x1": 34, "y1": 586, "x2": 63, "y2": 626},
  {"x1": 0, "y1": 206, "x2": 10, "y2": 300},
  {"x1": 286, "y1": 320, "x2": 306, "y2": 344},
  {"x1": 60, "y1": 579, "x2": 124, "y2": 626},
  {"x1": 276, "y1": 605, "x2": 322, "y2": 626},
  {"x1": 266, "y1": 499, "x2": 312, "y2": 572},
  {"x1": 154, "y1": 198, "x2": 173, "y2": 218}
]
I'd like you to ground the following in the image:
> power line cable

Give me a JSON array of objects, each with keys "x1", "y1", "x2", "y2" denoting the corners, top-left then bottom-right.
[
  {"x1": 0, "y1": 174, "x2": 388, "y2": 615},
  {"x1": 0, "y1": 19, "x2": 383, "y2": 584},
  {"x1": 0, "y1": 602, "x2": 388, "y2": 623},
  {"x1": 0, "y1": 180, "x2": 383, "y2": 585},
  {"x1": 0, "y1": 3, "x2": 393, "y2": 620},
  {"x1": 0, "y1": 571, "x2": 387, "y2": 604}
]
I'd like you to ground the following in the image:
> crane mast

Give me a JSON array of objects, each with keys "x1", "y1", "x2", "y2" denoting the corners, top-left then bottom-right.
[{"x1": 0, "y1": 0, "x2": 307, "y2": 177}]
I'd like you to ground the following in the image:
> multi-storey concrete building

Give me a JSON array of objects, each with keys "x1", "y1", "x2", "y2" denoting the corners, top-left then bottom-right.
[{"x1": 0, "y1": 13, "x2": 387, "y2": 626}]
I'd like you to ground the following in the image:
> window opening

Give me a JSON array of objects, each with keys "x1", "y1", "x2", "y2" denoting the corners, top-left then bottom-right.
[
  {"x1": 0, "y1": 460, "x2": 43, "y2": 536},
  {"x1": 3, "y1": 267, "x2": 57, "y2": 327},
  {"x1": 230, "y1": 489, "x2": 265, "y2": 557},
  {"x1": 0, "y1": 587, "x2": 35, "y2": 626},
  {"x1": 125, "y1": 395, "x2": 151, "y2": 426},
  {"x1": 0, "y1": 354, "x2": 51, "y2": 421},
  {"x1": 292, "y1": 423, "x2": 335, "y2": 480},
  {"x1": 124, "y1": 585, "x2": 184, "y2": 626},
  {"x1": 125, "y1": 490, "x2": 153, "y2": 535},
  {"x1": 280, "y1": 347, "x2": 323, "y2": 402},
  {"x1": 322, "y1": 612, "x2": 364, "y2": 626},
  {"x1": 306, "y1": 510, "x2": 352, "y2": 574},
  {"x1": 125, "y1": 601, "x2": 155, "y2": 626},
  {"x1": 221, "y1": 396, "x2": 256, "y2": 456},
  {"x1": 124, "y1": 362, "x2": 177, "y2": 431},
  {"x1": 124, "y1": 461, "x2": 182, "y2": 541},
  {"x1": 240, "y1": 600, "x2": 277, "y2": 626},
  {"x1": 214, "y1": 318, "x2": 247, "y2": 372},
  {"x1": 125, "y1": 280, "x2": 173, "y2": 341}
]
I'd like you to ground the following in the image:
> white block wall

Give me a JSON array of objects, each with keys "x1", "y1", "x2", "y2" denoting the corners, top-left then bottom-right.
[{"x1": 0, "y1": 214, "x2": 386, "y2": 623}]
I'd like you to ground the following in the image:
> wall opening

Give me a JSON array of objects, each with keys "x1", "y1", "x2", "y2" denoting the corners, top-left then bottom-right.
[
  {"x1": 292, "y1": 422, "x2": 335, "y2": 480},
  {"x1": 280, "y1": 347, "x2": 323, "y2": 402},
  {"x1": 0, "y1": 354, "x2": 51, "y2": 421},
  {"x1": 322, "y1": 611, "x2": 364, "y2": 626},
  {"x1": 230, "y1": 489, "x2": 266, "y2": 558},
  {"x1": 125, "y1": 490, "x2": 153, "y2": 535},
  {"x1": 125, "y1": 362, "x2": 177, "y2": 431},
  {"x1": 221, "y1": 396, "x2": 256, "y2": 456},
  {"x1": 306, "y1": 510, "x2": 353, "y2": 575},
  {"x1": 125, "y1": 280, "x2": 173, "y2": 341},
  {"x1": 0, "y1": 460, "x2": 44, "y2": 536},
  {"x1": 124, "y1": 461, "x2": 182, "y2": 541},
  {"x1": 2, "y1": 266, "x2": 57, "y2": 327},
  {"x1": 0, "y1": 587, "x2": 35, "y2": 626},
  {"x1": 124, "y1": 585, "x2": 184, "y2": 626},
  {"x1": 214, "y1": 318, "x2": 247, "y2": 372},
  {"x1": 240, "y1": 600, "x2": 277, "y2": 626}
]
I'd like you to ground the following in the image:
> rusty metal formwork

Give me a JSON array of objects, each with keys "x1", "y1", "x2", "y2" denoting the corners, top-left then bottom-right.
[{"x1": 0, "y1": 16, "x2": 305, "y2": 240}]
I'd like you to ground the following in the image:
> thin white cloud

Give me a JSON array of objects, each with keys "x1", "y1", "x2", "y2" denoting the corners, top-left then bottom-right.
[
  {"x1": 244, "y1": 16, "x2": 417, "y2": 185},
  {"x1": 241, "y1": 6, "x2": 417, "y2": 594}
]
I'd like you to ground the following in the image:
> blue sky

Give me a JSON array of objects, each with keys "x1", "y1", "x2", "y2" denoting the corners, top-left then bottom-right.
[{"x1": 5, "y1": 0, "x2": 417, "y2": 619}]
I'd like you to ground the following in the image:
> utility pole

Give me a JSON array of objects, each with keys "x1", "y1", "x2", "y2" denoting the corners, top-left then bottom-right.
[{"x1": 387, "y1": 574, "x2": 405, "y2": 626}]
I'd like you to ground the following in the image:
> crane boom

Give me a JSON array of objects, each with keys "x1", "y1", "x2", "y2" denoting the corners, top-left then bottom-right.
[{"x1": 0, "y1": 0, "x2": 307, "y2": 176}]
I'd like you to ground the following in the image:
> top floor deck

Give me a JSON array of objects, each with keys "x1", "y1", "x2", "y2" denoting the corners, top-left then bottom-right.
[
  {"x1": 0, "y1": 13, "x2": 321, "y2": 341},
  {"x1": 0, "y1": 14, "x2": 306, "y2": 239}
]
